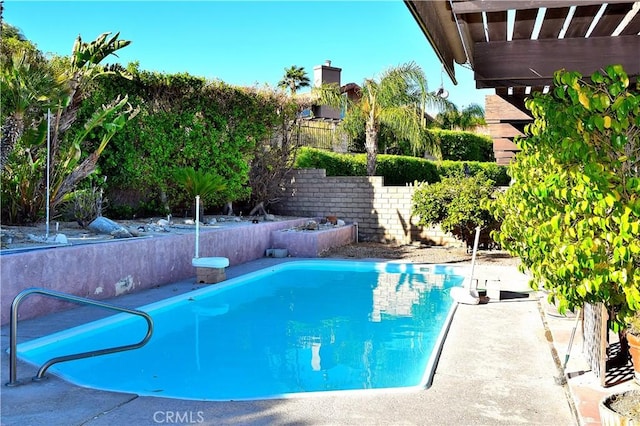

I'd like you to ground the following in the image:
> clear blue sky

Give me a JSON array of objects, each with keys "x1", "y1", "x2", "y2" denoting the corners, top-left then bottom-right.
[{"x1": 4, "y1": 0, "x2": 493, "y2": 109}]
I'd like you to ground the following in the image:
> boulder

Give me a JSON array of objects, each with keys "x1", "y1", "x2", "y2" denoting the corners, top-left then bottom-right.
[{"x1": 88, "y1": 216, "x2": 133, "y2": 238}]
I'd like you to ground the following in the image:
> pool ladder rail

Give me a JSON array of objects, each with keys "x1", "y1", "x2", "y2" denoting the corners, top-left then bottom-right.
[{"x1": 6, "y1": 287, "x2": 154, "y2": 387}]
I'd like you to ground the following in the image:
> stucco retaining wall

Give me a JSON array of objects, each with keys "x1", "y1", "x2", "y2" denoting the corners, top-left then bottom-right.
[
  {"x1": 1, "y1": 218, "x2": 355, "y2": 325},
  {"x1": 272, "y1": 223, "x2": 357, "y2": 258}
]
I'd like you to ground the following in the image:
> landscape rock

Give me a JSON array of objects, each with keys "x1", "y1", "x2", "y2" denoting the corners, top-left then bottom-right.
[
  {"x1": 53, "y1": 233, "x2": 68, "y2": 244},
  {"x1": 304, "y1": 220, "x2": 319, "y2": 230},
  {"x1": 88, "y1": 216, "x2": 133, "y2": 238}
]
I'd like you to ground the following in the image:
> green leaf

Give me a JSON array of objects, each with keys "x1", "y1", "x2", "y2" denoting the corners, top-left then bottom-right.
[
  {"x1": 591, "y1": 71, "x2": 604, "y2": 84},
  {"x1": 593, "y1": 115, "x2": 605, "y2": 132}
]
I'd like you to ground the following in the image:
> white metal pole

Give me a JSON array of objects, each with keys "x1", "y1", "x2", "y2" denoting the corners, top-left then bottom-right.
[
  {"x1": 468, "y1": 226, "x2": 481, "y2": 291},
  {"x1": 45, "y1": 109, "x2": 51, "y2": 239},
  {"x1": 195, "y1": 195, "x2": 200, "y2": 258}
]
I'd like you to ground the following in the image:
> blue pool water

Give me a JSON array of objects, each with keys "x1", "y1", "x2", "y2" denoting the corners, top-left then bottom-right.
[{"x1": 17, "y1": 260, "x2": 464, "y2": 401}]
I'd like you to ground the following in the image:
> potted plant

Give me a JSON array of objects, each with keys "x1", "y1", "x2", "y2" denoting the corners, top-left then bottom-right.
[
  {"x1": 599, "y1": 390, "x2": 640, "y2": 425},
  {"x1": 598, "y1": 313, "x2": 640, "y2": 425},
  {"x1": 625, "y1": 312, "x2": 640, "y2": 384}
]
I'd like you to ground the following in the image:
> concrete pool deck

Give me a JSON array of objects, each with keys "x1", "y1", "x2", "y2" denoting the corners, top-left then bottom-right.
[{"x1": 1, "y1": 258, "x2": 636, "y2": 425}]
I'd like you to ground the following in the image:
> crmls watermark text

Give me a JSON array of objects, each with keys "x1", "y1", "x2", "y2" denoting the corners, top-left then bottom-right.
[{"x1": 153, "y1": 411, "x2": 205, "y2": 424}]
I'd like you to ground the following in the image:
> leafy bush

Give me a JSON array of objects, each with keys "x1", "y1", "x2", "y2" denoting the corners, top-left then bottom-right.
[
  {"x1": 82, "y1": 70, "x2": 285, "y2": 216},
  {"x1": 492, "y1": 65, "x2": 640, "y2": 326},
  {"x1": 437, "y1": 160, "x2": 510, "y2": 186},
  {"x1": 295, "y1": 147, "x2": 366, "y2": 176},
  {"x1": 296, "y1": 147, "x2": 507, "y2": 186},
  {"x1": 376, "y1": 154, "x2": 438, "y2": 185},
  {"x1": 430, "y1": 129, "x2": 494, "y2": 162},
  {"x1": 412, "y1": 174, "x2": 500, "y2": 246}
]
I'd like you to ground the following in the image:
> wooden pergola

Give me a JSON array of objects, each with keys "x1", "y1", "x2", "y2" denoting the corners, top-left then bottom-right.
[
  {"x1": 405, "y1": 0, "x2": 639, "y2": 94},
  {"x1": 405, "y1": 1, "x2": 640, "y2": 162}
]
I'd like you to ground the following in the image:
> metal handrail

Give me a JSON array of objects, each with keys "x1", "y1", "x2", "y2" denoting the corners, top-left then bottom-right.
[{"x1": 6, "y1": 287, "x2": 154, "y2": 386}]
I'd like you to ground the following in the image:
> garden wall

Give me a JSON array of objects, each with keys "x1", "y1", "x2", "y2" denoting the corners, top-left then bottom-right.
[
  {"x1": 272, "y1": 169, "x2": 462, "y2": 246},
  {"x1": 0, "y1": 218, "x2": 356, "y2": 325}
]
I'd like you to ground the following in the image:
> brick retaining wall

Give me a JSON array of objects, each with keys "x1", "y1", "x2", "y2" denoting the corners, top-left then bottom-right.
[{"x1": 272, "y1": 169, "x2": 461, "y2": 246}]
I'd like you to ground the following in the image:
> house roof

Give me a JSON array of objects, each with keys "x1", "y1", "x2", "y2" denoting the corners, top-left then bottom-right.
[
  {"x1": 405, "y1": 0, "x2": 640, "y2": 100},
  {"x1": 340, "y1": 82, "x2": 361, "y2": 93}
]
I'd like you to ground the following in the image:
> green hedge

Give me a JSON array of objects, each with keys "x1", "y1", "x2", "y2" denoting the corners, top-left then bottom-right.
[
  {"x1": 394, "y1": 129, "x2": 494, "y2": 162},
  {"x1": 73, "y1": 69, "x2": 290, "y2": 217},
  {"x1": 294, "y1": 147, "x2": 366, "y2": 176},
  {"x1": 376, "y1": 155, "x2": 439, "y2": 185},
  {"x1": 436, "y1": 161, "x2": 510, "y2": 186},
  {"x1": 295, "y1": 147, "x2": 510, "y2": 186},
  {"x1": 430, "y1": 129, "x2": 494, "y2": 162}
]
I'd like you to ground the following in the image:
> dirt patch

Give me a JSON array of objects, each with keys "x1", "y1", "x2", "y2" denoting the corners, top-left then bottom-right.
[{"x1": 320, "y1": 241, "x2": 520, "y2": 267}]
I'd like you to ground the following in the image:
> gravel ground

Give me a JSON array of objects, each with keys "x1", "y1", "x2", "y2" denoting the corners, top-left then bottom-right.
[{"x1": 319, "y1": 241, "x2": 521, "y2": 267}]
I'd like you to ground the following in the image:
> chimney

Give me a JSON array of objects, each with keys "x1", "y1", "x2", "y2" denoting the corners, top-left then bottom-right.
[
  {"x1": 313, "y1": 60, "x2": 341, "y2": 88},
  {"x1": 312, "y1": 60, "x2": 342, "y2": 120}
]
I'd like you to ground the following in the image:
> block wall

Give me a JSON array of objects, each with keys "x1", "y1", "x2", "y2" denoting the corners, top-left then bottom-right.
[{"x1": 272, "y1": 169, "x2": 462, "y2": 246}]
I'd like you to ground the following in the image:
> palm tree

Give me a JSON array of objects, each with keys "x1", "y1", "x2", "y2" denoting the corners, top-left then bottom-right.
[
  {"x1": 278, "y1": 65, "x2": 310, "y2": 95},
  {"x1": 434, "y1": 103, "x2": 485, "y2": 130},
  {"x1": 316, "y1": 62, "x2": 448, "y2": 175},
  {"x1": 0, "y1": 51, "x2": 64, "y2": 172}
]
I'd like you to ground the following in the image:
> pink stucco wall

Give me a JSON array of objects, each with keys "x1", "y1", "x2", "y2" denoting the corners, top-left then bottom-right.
[
  {"x1": 272, "y1": 224, "x2": 357, "y2": 257},
  {"x1": 1, "y1": 218, "x2": 356, "y2": 325}
]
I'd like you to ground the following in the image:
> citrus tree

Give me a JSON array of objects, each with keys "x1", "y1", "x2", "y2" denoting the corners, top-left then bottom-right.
[{"x1": 493, "y1": 65, "x2": 640, "y2": 328}]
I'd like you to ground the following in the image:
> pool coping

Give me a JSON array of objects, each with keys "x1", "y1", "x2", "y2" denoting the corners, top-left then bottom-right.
[
  {"x1": 12, "y1": 260, "x2": 462, "y2": 401},
  {"x1": 1, "y1": 258, "x2": 591, "y2": 425}
]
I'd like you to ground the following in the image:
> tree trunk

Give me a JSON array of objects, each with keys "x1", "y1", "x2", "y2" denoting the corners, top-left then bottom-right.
[
  {"x1": 0, "y1": 115, "x2": 24, "y2": 172},
  {"x1": 222, "y1": 201, "x2": 233, "y2": 215},
  {"x1": 249, "y1": 201, "x2": 267, "y2": 216},
  {"x1": 365, "y1": 117, "x2": 378, "y2": 176}
]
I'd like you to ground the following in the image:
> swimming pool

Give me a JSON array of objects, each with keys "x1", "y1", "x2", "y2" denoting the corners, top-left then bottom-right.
[{"x1": 16, "y1": 260, "x2": 464, "y2": 401}]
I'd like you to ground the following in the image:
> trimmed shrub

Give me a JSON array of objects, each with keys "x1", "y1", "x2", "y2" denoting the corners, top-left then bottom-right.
[
  {"x1": 376, "y1": 154, "x2": 438, "y2": 185},
  {"x1": 295, "y1": 147, "x2": 366, "y2": 176},
  {"x1": 296, "y1": 147, "x2": 508, "y2": 186},
  {"x1": 430, "y1": 129, "x2": 494, "y2": 162},
  {"x1": 437, "y1": 161, "x2": 510, "y2": 186}
]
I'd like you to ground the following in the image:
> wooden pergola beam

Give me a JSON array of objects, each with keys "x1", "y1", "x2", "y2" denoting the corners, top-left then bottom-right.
[
  {"x1": 404, "y1": 0, "x2": 464, "y2": 84},
  {"x1": 452, "y1": 0, "x2": 634, "y2": 14},
  {"x1": 473, "y1": 35, "x2": 640, "y2": 88}
]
